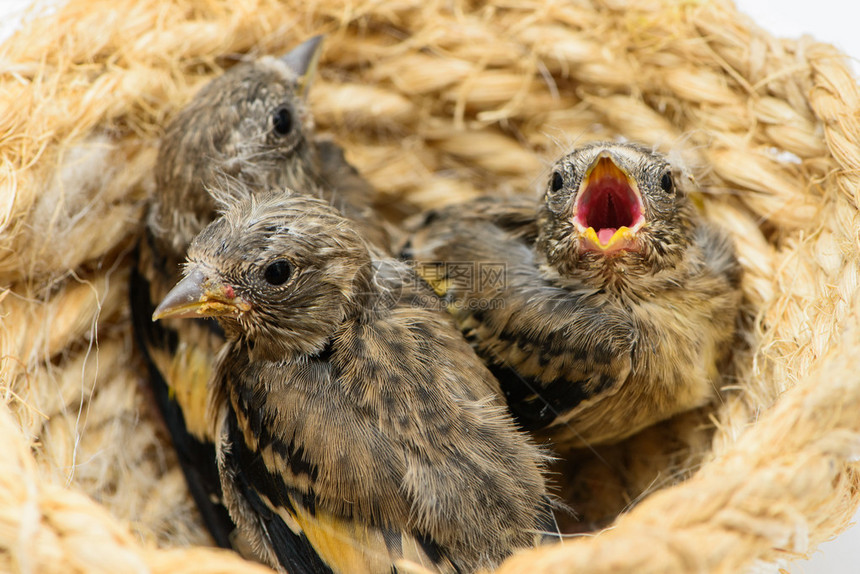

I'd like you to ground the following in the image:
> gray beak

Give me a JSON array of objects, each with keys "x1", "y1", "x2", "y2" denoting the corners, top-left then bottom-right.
[
  {"x1": 280, "y1": 34, "x2": 324, "y2": 78},
  {"x1": 153, "y1": 268, "x2": 251, "y2": 321}
]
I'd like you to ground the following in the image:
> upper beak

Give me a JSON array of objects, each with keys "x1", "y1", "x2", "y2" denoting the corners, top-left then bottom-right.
[
  {"x1": 152, "y1": 268, "x2": 251, "y2": 321},
  {"x1": 280, "y1": 35, "x2": 324, "y2": 97},
  {"x1": 573, "y1": 151, "x2": 646, "y2": 253}
]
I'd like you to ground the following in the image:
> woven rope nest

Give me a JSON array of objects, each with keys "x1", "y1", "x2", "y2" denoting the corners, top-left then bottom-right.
[{"x1": 2, "y1": 0, "x2": 859, "y2": 572}]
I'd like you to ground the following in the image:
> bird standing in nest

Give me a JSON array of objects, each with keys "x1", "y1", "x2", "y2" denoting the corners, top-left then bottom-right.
[
  {"x1": 129, "y1": 35, "x2": 389, "y2": 547},
  {"x1": 153, "y1": 190, "x2": 559, "y2": 574},
  {"x1": 405, "y1": 142, "x2": 741, "y2": 448}
]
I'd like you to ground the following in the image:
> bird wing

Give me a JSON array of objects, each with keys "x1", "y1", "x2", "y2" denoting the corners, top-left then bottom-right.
[
  {"x1": 219, "y1": 402, "x2": 458, "y2": 574},
  {"x1": 407, "y1": 209, "x2": 635, "y2": 433},
  {"x1": 407, "y1": 195, "x2": 539, "y2": 242},
  {"x1": 453, "y1": 194, "x2": 541, "y2": 240},
  {"x1": 129, "y1": 236, "x2": 236, "y2": 547}
]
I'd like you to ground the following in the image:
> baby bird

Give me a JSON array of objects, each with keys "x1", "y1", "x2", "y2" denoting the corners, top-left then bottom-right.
[
  {"x1": 405, "y1": 142, "x2": 741, "y2": 448},
  {"x1": 153, "y1": 189, "x2": 558, "y2": 574},
  {"x1": 129, "y1": 35, "x2": 387, "y2": 546},
  {"x1": 150, "y1": 35, "x2": 386, "y2": 254}
]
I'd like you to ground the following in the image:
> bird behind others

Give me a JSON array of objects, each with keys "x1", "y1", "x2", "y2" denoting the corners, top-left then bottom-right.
[
  {"x1": 129, "y1": 35, "x2": 389, "y2": 547},
  {"x1": 153, "y1": 188, "x2": 560, "y2": 573},
  {"x1": 406, "y1": 142, "x2": 742, "y2": 448}
]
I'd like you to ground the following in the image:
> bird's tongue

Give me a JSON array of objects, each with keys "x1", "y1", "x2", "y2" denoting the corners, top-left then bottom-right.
[{"x1": 597, "y1": 228, "x2": 617, "y2": 244}]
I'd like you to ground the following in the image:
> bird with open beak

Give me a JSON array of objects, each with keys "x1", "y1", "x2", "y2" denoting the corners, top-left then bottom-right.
[
  {"x1": 405, "y1": 141, "x2": 741, "y2": 448},
  {"x1": 153, "y1": 189, "x2": 560, "y2": 574},
  {"x1": 129, "y1": 35, "x2": 390, "y2": 548}
]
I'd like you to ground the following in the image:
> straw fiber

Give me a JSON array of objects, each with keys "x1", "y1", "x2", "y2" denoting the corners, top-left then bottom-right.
[{"x1": 1, "y1": 0, "x2": 858, "y2": 572}]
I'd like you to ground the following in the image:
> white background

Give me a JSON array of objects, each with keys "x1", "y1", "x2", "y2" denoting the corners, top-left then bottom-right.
[{"x1": 1, "y1": 0, "x2": 857, "y2": 571}]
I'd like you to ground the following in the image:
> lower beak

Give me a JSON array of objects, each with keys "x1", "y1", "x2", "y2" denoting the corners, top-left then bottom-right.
[
  {"x1": 581, "y1": 225, "x2": 637, "y2": 252},
  {"x1": 152, "y1": 268, "x2": 251, "y2": 321}
]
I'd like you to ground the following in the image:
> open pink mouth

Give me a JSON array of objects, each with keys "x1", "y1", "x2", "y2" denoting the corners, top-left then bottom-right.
[{"x1": 573, "y1": 154, "x2": 645, "y2": 252}]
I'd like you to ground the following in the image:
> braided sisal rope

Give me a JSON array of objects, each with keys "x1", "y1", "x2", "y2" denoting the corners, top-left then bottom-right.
[{"x1": 1, "y1": 0, "x2": 858, "y2": 571}]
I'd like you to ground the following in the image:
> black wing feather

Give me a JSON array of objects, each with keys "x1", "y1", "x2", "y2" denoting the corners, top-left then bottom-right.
[
  {"x1": 128, "y1": 248, "x2": 236, "y2": 548},
  {"x1": 225, "y1": 409, "x2": 334, "y2": 574}
]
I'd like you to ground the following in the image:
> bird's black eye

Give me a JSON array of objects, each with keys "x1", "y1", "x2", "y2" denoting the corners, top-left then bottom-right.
[
  {"x1": 660, "y1": 171, "x2": 674, "y2": 193},
  {"x1": 272, "y1": 106, "x2": 293, "y2": 136},
  {"x1": 550, "y1": 171, "x2": 564, "y2": 192},
  {"x1": 263, "y1": 260, "x2": 292, "y2": 285}
]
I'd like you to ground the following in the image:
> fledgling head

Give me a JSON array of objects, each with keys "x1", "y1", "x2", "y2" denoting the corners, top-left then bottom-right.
[
  {"x1": 151, "y1": 36, "x2": 325, "y2": 252},
  {"x1": 537, "y1": 142, "x2": 696, "y2": 280},
  {"x1": 153, "y1": 187, "x2": 374, "y2": 359}
]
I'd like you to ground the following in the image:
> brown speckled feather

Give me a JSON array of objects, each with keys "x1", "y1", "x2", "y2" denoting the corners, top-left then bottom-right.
[
  {"x1": 155, "y1": 191, "x2": 558, "y2": 573},
  {"x1": 407, "y1": 142, "x2": 741, "y2": 448}
]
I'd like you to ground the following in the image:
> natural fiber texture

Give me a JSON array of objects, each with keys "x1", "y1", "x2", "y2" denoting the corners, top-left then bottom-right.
[{"x1": 1, "y1": 0, "x2": 858, "y2": 572}]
